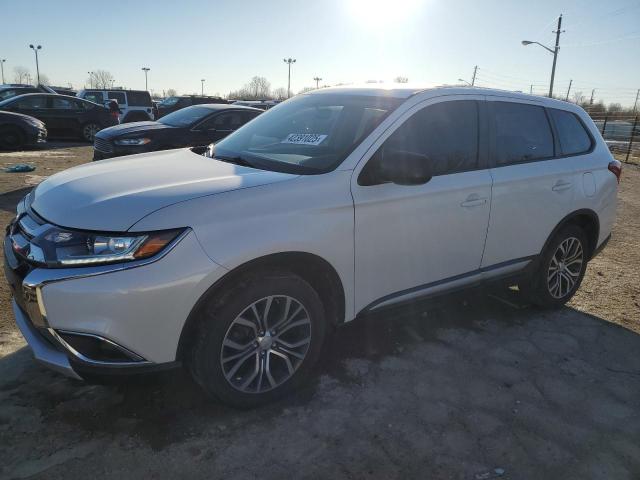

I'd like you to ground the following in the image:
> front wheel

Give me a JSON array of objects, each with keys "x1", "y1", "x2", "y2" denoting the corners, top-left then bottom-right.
[
  {"x1": 81, "y1": 123, "x2": 101, "y2": 142},
  {"x1": 189, "y1": 271, "x2": 326, "y2": 408},
  {"x1": 521, "y1": 225, "x2": 589, "y2": 308},
  {"x1": 0, "y1": 126, "x2": 25, "y2": 150}
]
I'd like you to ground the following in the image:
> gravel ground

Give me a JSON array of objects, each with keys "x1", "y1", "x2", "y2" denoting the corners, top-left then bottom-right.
[{"x1": 0, "y1": 144, "x2": 639, "y2": 480}]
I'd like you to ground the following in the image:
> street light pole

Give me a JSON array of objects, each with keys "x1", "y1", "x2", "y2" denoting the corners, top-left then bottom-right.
[
  {"x1": 471, "y1": 65, "x2": 478, "y2": 86},
  {"x1": 0, "y1": 59, "x2": 5, "y2": 84},
  {"x1": 313, "y1": 76, "x2": 322, "y2": 89},
  {"x1": 87, "y1": 71, "x2": 94, "y2": 89},
  {"x1": 521, "y1": 14, "x2": 563, "y2": 98},
  {"x1": 142, "y1": 67, "x2": 150, "y2": 91},
  {"x1": 457, "y1": 78, "x2": 472, "y2": 86},
  {"x1": 29, "y1": 44, "x2": 42, "y2": 85},
  {"x1": 283, "y1": 58, "x2": 296, "y2": 98},
  {"x1": 201, "y1": 79, "x2": 205, "y2": 96}
]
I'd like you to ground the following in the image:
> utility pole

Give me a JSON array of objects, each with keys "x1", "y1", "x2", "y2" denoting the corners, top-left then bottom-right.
[
  {"x1": 141, "y1": 67, "x2": 150, "y2": 91},
  {"x1": 29, "y1": 44, "x2": 42, "y2": 85},
  {"x1": 283, "y1": 58, "x2": 296, "y2": 98},
  {"x1": 471, "y1": 65, "x2": 478, "y2": 86},
  {"x1": 0, "y1": 59, "x2": 5, "y2": 84},
  {"x1": 530, "y1": 84, "x2": 533, "y2": 95},
  {"x1": 634, "y1": 89, "x2": 640, "y2": 113},
  {"x1": 549, "y1": 14, "x2": 563, "y2": 98},
  {"x1": 201, "y1": 79, "x2": 205, "y2": 96},
  {"x1": 565, "y1": 79, "x2": 572, "y2": 101},
  {"x1": 313, "y1": 76, "x2": 322, "y2": 89},
  {"x1": 589, "y1": 88, "x2": 595, "y2": 105}
]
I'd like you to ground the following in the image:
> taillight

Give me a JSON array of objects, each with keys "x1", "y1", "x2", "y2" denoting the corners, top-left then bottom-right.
[{"x1": 608, "y1": 160, "x2": 622, "y2": 184}]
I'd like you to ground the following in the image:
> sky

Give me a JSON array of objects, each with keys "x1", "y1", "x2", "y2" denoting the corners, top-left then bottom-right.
[{"x1": 1, "y1": 0, "x2": 639, "y2": 107}]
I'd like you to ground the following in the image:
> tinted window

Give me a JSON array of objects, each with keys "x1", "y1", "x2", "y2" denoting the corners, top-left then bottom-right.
[
  {"x1": 379, "y1": 100, "x2": 479, "y2": 176},
  {"x1": 492, "y1": 102, "x2": 554, "y2": 165},
  {"x1": 549, "y1": 109, "x2": 592, "y2": 156},
  {"x1": 158, "y1": 106, "x2": 213, "y2": 127},
  {"x1": 127, "y1": 91, "x2": 151, "y2": 107},
  {"x1": 52, "y1": 97, "x2": 76, "y2": 109},
  {"x1": 107, "y1": 91, "x2": 127, "y2": 105},
  {"x1": 83, "y1": 91, "x2": 104, "y2": 105},
  {"x1": 14, "y1": 96, "x2": 47, "y2": 109}
]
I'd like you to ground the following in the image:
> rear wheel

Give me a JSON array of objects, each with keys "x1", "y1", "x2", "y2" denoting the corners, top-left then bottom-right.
[
  {"x1": 0, "y1": 126, "x2": 25, "y2": 150},
  {"x1": 189, "y1": 271, "x2": 326, "y2": 408},
  {"x1": 521, "y1": 225, "x2": 589, "y2": 308},
  {"x1": 81, "y1": 123, "x2": 101, "y2": 142}
]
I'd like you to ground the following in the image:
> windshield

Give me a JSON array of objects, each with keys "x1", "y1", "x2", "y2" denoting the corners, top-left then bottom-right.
[
  {"x1": 213, "y1": 93, "x2": 402, "y2": 174},
  {"x1": 158, "y1": 105, "x2": 211, "y2": 127},
  {"x1": 159, "y1": 96, "x2": 180, "y2": 106}
]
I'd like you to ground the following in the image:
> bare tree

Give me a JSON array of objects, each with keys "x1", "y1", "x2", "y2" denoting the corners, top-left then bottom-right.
[
  {"x1": 297, "y1": 86, "x2": 315, "y2": 94},
  {"x1": 572, "y1": 91, "x2": 584, "y2": 104},
  {"x1": 272, "y1": 87, "x2": 287, "y2": 100},
  {"x1": 88, "y1": 70, "x2": 114, "y2": 89},
  {"x1": 229, "y1": 76, "x2": 272, "y2": 100},
  {"x1": 166, "y1": 88, "x2": 177, "y2": 97},
  {"x1": 13, "y1": 66, "x2": 30, "y2": 84},
  {"x1": 38, "y1": 73, "x2": 50, "y2": 86},
  {"x1": 394, "y1": 76, "x2": 409, "y2": 83}
]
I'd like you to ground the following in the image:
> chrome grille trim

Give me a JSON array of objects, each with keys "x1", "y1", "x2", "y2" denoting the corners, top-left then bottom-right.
[{"x1": 93, "y1": 137, "x2": 114, "y2": 153}]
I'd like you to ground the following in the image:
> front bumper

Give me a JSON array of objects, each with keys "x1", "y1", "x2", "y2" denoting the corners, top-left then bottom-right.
[{"x1": 4, "y1": 214, "x2": 225, "y2": 379}]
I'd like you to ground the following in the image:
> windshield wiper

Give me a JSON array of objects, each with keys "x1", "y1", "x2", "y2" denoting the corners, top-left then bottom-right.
[{"x1": 214, "y1": 155, "x2": 255, "y2": 168}]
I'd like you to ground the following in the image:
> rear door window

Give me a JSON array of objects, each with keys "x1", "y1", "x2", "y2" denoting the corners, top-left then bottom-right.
[
  {"x1": 548, "y1": 109, "x2": 593, "y2": 156},
  {"x1": 14, "y1": 96, "x2": 48, "y2": 109},
  {"x1": 491, "y1": 101, "x2": 554, "y2": 165},
  {"x1": 107, "y1": 91, "x2": 127, "y2": 106},
  {"x1": 83, "y1": 91, "x2": 104, "y2": 105},
  {"x1": 127, "y1": 91, "x2": 151, "y2": 107}
]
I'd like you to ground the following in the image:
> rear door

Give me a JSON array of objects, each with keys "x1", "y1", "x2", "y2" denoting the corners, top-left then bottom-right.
[
  {"x1": 482, "y1": 98, "x2": 575, "y2": 268},
  {"x1": 196, "y1": 110, "x2": 247, "y2": 143},
  {"x1": 7, "y1": 95, "x2": 49, "y2": 126},
  {"x1": 48, "y1": 96, "x2": 86, "y2": 137}
]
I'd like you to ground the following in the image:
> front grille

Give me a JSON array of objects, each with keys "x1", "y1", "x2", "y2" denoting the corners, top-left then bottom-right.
[{"x1": 94, "y1": 137, "x2": 113, "y2": 153}]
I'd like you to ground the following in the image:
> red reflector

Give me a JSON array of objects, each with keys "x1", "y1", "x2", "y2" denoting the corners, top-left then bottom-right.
[{"x1": 608, "y1": 161, "x2": 622, "y2": 184}]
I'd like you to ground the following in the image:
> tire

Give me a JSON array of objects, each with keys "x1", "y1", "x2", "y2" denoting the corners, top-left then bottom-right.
[
  {"x1": 0, "y1": 126, "x2": 25, "y2": 150},
  {"x1": 189, "y1": 270, "x2": 327, "y2": 408},
  {"x1": 81, "y1": 123, "x2": 101, "y2": 142},
  {"x1": 520, "y1": 225, "x2": 589, "y2": 308}
]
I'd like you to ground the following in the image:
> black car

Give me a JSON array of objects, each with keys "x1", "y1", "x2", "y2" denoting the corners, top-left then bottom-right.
[
  {"x1": 0, "y1": 93, "x2": 116, "y2": 142},
  {"x1": 93, "y1": 104, "x2": 261, "y2": 160},
  {"x1": 0, "y1": 110, "x2": 47, "y2": 150},
  {"x1": 0, "y1": 86, "x2": 41, "y2": 101},
  {"x1": 156, "y1": 95, "x2": 229, "y2": 117}
]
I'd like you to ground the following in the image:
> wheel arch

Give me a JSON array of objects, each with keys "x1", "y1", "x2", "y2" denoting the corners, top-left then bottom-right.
[
  {"x1": 176, "y1": 251, "x2": 346, "y2": 362},
  {"x1": 541, "y1": 209, "x2": 600, "y2": 259}
]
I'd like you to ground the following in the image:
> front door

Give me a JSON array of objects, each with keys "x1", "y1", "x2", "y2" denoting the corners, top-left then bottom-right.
[{"x1": 351, "y1": 97, "x2": 492, "y2": 312}]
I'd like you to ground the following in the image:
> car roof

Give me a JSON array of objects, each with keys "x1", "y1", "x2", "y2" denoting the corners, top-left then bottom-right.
[
  {"x1": 307, "y1": 84, "x2": 579, "y2": 109},
  {"x1": 184, "y1": 103, "x2": 262, "y2": 112}
]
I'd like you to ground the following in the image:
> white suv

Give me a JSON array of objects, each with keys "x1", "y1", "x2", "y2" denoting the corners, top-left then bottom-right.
[
  {"x1": 4, "y1": 86, "x2": 620, "y2": 407},
  {"x1": 76, "y1": 89, "x2": 156, "y2": 123}
]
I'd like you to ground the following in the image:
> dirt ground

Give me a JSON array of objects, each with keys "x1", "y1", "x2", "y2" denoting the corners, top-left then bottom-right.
[{"x1": 0, "y1": 144, "x2": 639, "y2": 479}]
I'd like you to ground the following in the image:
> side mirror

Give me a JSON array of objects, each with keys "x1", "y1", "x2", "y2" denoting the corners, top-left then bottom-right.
[{"x1": 361, "y1": 148, "x2": 433, "y2": 186}]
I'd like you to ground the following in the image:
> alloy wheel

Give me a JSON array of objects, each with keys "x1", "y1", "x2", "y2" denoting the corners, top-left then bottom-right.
[
  {"x1": 83, "y1": 123, "x2": 100, "y2": 142},
  {"x1": 220, "y1": 295, "x2": 312, "y2": 394},
  {"x1": 547, "y1": 236, "x2": 584, "y2": 299}
]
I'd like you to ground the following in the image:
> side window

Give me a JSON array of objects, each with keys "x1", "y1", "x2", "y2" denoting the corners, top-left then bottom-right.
[
  {"x1": 83, "y1": 91, "x2": 104, "y2": 105},
  {"x1": 14, "y1": 96, "x2": 47, "y2": 109},
  {"x1": 379, "y1": 100, "x2": 479, "y2": 176},
  {"x1": 52, "y1": 97, "x2": 76, "y2": 109},
  {"x1": 127, "y1": 91, "x2": 151, "y2": 107},
  {"x1": 204, "y1": 112, "x2": 244, "y2": 130},
  {"x1": 492, "y1": 102, "x2": 554, "y2": 165},
  {"x1": 549, "y1": 109, "x2": 593, "y2": 156},
  {"x1": 107, "y1": 91, "x2": 127, "y2": 105}
]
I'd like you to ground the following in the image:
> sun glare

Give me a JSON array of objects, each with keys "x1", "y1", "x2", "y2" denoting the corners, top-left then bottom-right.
[{"x1": 347, "y1": 0, "x2": 422, "y2": 27}]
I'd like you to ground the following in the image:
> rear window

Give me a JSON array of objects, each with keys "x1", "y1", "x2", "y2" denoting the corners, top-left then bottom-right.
[
  {"x1": 108, "y1": 91, "x2": 127, "y2": 105},
  {"x1": 492, "y1": 102, "x2": 554, "y2": 165},
  {"x1": 127, "y1": 91, "x2": 151, "y2": 107},
  {"x1": 549, "y1": 109, "x2": 593, "y2": 156}
]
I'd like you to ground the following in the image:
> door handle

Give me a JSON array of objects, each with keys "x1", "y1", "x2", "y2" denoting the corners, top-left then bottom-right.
[
  {"x1": 552, "y1": 181, "x2": 572, "y2": 192},
  {"x1": 461, "y1": 195, "x2": 488, "y2": 208}
]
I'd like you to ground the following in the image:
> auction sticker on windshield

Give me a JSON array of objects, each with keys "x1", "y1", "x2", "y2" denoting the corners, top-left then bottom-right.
[{"x1": 281, "y1": 133, "x2": 327, "y2": 146}]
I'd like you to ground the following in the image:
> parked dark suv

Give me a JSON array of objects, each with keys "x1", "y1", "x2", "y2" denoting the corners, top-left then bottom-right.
[
  {"x1": 0, "y1": 93, "x2": 116, "y2": 141},
  {"x1": 157, "y1": 95, "x2": 228, "y2": 117}
]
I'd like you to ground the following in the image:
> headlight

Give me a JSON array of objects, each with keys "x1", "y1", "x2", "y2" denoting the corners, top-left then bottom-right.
[
  {"x1": 114, "y1": 138, "x2": 151, "y2": 146},
  {"x1": 23, "y1": 227, "x2": 184, "y2": 267}
]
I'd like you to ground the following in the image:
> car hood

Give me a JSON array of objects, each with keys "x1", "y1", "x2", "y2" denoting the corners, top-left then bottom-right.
[
  {"x1": 31, "y1": 148, "x2": 298, "y2": 231},
  {"x1": 0, "y1": 110, "x2": 44, "y2": 125},
  {"x1": 96, "y1": 121, "x2": 173, "y2": 139}
]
